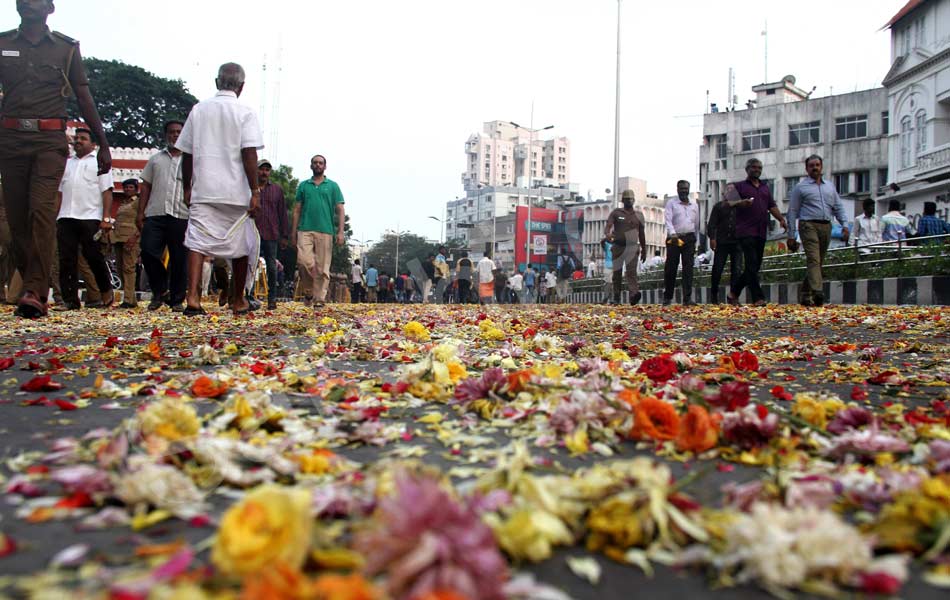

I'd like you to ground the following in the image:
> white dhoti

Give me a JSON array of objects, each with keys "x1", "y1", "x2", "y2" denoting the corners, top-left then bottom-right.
[{"x1": 184, "y1": 203, "x2": 260, "y2": 291}]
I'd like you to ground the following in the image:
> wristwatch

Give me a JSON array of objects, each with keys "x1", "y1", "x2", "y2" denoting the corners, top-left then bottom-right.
[{"x1": 103, "y1": 217, "x2": 115, "y2": 224}]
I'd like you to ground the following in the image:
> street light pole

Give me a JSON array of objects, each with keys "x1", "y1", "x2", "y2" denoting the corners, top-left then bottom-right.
[{"x1": 613, "y1": 0, "x2": 622, "y2": 208}]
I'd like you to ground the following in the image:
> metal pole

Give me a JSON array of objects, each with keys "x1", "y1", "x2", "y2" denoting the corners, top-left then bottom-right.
[
  {"x1": 490, "y1": 187, "x2": 496, "y2": 260},
  {"x1": 394, "y1": 229, "x2": 400, "y2": 275},
  {"x1": 612, "y1": 0, "x2": 622, "y2": 208},
  {"x1": 527, "y1": 127, "x2": 533, "y2": 269}
]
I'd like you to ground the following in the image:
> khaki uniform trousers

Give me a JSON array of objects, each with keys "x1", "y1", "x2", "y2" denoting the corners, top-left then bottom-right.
[
  {"x1": 798, "y1": 220, "x2": 831, "y2": 304},
  {"x1": 297, "y1": 231, "x2": 332, "y2": 302}
]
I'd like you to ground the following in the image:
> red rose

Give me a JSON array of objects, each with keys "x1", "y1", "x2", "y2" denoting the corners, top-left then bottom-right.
[
  {"x1": 637, "y1": 354, "x2": 679, "y2": 383},
  {"x1": 729, "y1": 351, "x2": 759, "y2": 372},
  {"x1": 858, "y1": 572, "x2": 902, "y2": 595},
  {"x1": 709, "y1": 381, "x2": 751, "y2": 411}
]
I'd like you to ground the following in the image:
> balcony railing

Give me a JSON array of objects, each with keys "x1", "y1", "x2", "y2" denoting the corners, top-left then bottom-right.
[{"x1": 916, "y1": 142, "x2": 950, "y2": 178}]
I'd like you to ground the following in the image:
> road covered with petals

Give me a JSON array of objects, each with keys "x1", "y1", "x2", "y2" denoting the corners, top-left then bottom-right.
[{"x1": 0, "y1": 302, "x2": 948, "y2": 599}]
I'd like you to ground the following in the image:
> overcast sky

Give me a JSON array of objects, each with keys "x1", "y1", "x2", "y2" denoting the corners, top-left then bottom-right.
[{"x1": 4, "y1": 0, "x2": 902, "y2": 244}]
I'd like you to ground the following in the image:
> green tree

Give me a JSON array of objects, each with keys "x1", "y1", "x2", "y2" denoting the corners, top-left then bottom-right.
[
  {"x1": 330, "y1": 215, "x2": 353, "y2": 274},
  {"x1": 365, "y1": 232, "x2": 435, "y2": 276},
  {"x1": 68, "y1": 58, "x2": 197, "y2": 148}
]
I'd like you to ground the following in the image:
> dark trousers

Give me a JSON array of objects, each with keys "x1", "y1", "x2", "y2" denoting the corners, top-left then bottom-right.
[
  {"x1": 458, "y1": 279, "x2": 472, "y2": 304},
  {"x1": 710, "y1": 241, "x2": 742, "y2": 300},
  {"x1": 663, "y1": 233, "x2": 696, "y2": 302},
  {"x1": 56, "y1": 218, "x2": 111, "y2": 305},
  {"x1": 731, "y1": 237, "x2": 766, "y2": 302},
  {"x1": 140, "y1": 215, "x2": 188, "y2": 305},
  {"x1": 260, "y1": 239, "x2": 279, "y2": 301},
  {"x1": 0, "y1": 131, "x2": 68, "y2": 302},
  {"x1": 351, "y1": 281, "x2": 365, "y2": 303}
]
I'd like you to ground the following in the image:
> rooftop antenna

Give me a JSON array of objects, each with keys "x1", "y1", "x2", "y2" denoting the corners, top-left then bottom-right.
[
  {"x1": 259, "y1": 54, "x2": 268, "y2": 141},
  {"x1": 761, "y1": 20, "x2": 768, "y2": 82},
  {"x1": 728, "y1": 67, "x2": 736, "y2": 111}
]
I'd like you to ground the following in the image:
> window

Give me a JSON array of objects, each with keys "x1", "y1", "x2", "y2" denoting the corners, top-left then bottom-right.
[
  {"x1": 855, "y1": 170, "x2": 870, "y2": 194},
  {"x1": 900, "y1": 116, "x2": 913, "y2": 168},
  {"x1": 916, "y1": 110, "x2": 927, "y2": 153},
  {"x1": 902, "y1": 26, "x2": 911, "y2": 55},
  {"x1": 715, "y1": 136, "x2": 727, "y2": 158},
  {"x1": 835, "y1": 115, "x2": 868, "y2": 140},
  {"x1": 878, "y1": 169, "x2": 888, "y2": 189},
  {"x1": 882, "y1": 111, "x2": 889, "y2": 135},
  {"x1": 741, "y1": 128, "x2": 770, "y2": 151},
  {"x1": 788, "y1": 121, "x2": 820, "y2": 146},
  {"x1": 761, "y1": 179, "x2": 774, "y2": 194},
  {"x1": 833, "y1": 173, "x2": 850, "y2": 195},
  {"x1": 784, "y1": 177, "x2": 799, "y2": 200},
  {"x1": 915, "y1": 16, "x2": 926, "y2": 49}
]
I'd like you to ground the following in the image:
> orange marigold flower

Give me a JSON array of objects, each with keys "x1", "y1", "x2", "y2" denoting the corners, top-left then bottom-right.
[
  {"x1": 630, "y1": 396, "x2": 680, "y2": 441},
  {"x1": 191, "y1": 375, "x2": 229, "y2": 399},
  {"x1": 675, "y1": 404, "x2": 721, "y2": 453},
  {"x1": 311, "y1": 573, "x2": 380, "y2": 600}
]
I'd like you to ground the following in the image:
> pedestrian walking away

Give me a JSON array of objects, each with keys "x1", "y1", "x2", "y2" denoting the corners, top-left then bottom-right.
[
  {"x1": 662, "y1": 180, "x2": 700, "y2": 305},
  {"x1": 255, "y1": 158, "x2": 289, "y2": 310},
  {"x1": 177, "y1": 62, "x2": 264, "y2": 316},
  {"x1": 137, "y1": 120, "x2": 190, "y2": 312},
  {"x1": 0, "y1": 0, "x2": 112, "y2": 317},
  {"x1": 786, "y1": 154, "x2": 849, "y2": 307},
  {"x1": 55, "y1": 127, "x2": 115, "y2": 311},
  {"x1": 604, "y1": 189, "x2": 646, "y2": 305},
  {"x1": 915, "y1": 201, "x2": 950, "y2": 243},
  {"x1": 292, "y1": 154, "x2": 345, "y2": 308},
  {"x1": 365, "y1": 263, "x2": 379, "y2": 302},
  {"x1": 477, "y1": 247, "x2": 495, "y2": 304},
  {"x1": 728, "y1": 158, "x2": 787, "y2": 306}
]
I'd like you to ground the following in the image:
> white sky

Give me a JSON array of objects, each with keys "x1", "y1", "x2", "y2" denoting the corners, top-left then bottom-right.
[{"x1": 4, "y1": 0, "x2": 903, "y2": 244}]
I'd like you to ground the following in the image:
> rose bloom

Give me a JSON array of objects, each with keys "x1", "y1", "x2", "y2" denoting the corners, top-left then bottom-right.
[
  {"x1": 675, "y1": 405, "x2": 720, "y2": 453},
  {"x1": 212, "y1": 484, "x2": 313, "y2": 577},
  {"x1": 636, "y1": 355, "x2": 679, "y2": 384},
  {"x1": 629, "y1": 396, "x2": 680, "y2": 441},
  {"x1": 707, "y1": 381, "x2": 750, "y2": 412}
]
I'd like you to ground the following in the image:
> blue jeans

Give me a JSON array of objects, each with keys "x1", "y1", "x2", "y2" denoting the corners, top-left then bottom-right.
[{"x1": 259, "y1": 239, "x2": 279, "y2": 301}]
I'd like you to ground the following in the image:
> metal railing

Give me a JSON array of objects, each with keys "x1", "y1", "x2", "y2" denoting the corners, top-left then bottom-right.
[{"x1": 572, "y1": 233, "x2": 949, "y2": 291}]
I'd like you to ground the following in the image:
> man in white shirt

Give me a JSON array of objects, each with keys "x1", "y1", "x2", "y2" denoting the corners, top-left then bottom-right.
[
  {"x1": 544, "y1": 268, "x2": 557, "y2": 303},
  {"x1": 137, "y1": 120, "x2": 189, "y2": 311},
  {"x1": 351, "y1": 258, "x2": 365, "y2": 302},
  {"x1": 853, "y1": 198, "x2": 882, "y2": 254},
  {"x1": 55, "y1": 128, "x2": 115, "y2": 310},
  {"x1": 476, "y1": 249, "x2": 495, "y2": 304},
  {"x1": 587, "y1": 259, "x2": 596, "y2": 279},
  {"x1": 662, "y1": 180, "x2": 700, "y2": 305},
  {"x1": 176, "y1": 63, "x2": 264, "y2": 316},
  {"x1": 509, "y1": 269, "x2": 524, "y2": 304}
]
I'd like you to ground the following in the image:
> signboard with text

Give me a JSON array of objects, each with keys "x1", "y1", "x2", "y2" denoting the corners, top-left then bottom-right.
[{"x1": 532, "y1": 234, "x2": 548, "y2": 256}]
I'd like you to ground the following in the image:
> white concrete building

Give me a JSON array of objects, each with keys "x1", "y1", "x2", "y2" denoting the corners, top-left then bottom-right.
[
  {"x1": 462, "y1": 120, "x2": 571, "y2": 191},
  {"x1": 882, "y1": 0, "x2": 950, "y2": 226},
  {"x1": 699, "y1": 77, "x2": 890, "y2": 239}
]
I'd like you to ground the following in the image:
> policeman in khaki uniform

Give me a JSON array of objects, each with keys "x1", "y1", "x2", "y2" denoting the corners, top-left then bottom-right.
[
  {"x1": 0, "y1": 0, "x2": 111, "y2": 317},
  {"x1": 110, "y1": 178, "x2": 140, "y2": 308}
]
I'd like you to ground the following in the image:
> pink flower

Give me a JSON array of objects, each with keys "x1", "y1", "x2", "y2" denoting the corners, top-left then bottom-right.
[
  {"x1": 677, "y1": 374, "x2": 706, "y2": 394},
  {"x1": 454, "y1": 368, "x2": 507, "y2": 406},
  {"x1": 826, "y1": 407, "x2": 873, "y2": 435},
  {"x1": 858, "y1": 571, "x2": 902, "y2": 595},
  {"x1": 785, "y1": 476, "x2": 836, "y2": 509},
  {"x1": 354, "y1": 471, "x2": 508, "y2": 600},
  {"x1": 824, "y1": 424, "x2": 909, "y2": 460},
  {"x1": 721, "y1": 405, "x2": 778, "y2": 449},
  {"x1": 930, "y1": 440, "x2": 950, "y2": 473},
  {"x1": 721, "y1": 480, "x2": 765, "y2": 511}
]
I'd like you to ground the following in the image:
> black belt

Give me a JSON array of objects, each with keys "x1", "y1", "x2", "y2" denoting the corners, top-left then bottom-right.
[{"x1": 802, "y1": 219, "x2": 830, "y2": 224}]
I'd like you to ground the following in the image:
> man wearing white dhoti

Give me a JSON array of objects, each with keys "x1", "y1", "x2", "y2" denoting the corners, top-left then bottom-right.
[{"x1": 176, "y1": 62, "x2": 264, "y2": 315}]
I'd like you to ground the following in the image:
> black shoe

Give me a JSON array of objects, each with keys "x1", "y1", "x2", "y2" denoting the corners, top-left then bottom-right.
[
  {"x1": 183, "y1": 305, "x2": 206, "y2": 316},
  {"x1": 247, "y1": 298, "x2": 261, "y2": 311},
  {"x1": 661, "y1": 298, "x2": 672, "y2": 306},
  {"x1": 267, "y1": 300, "x2": 277, "y2": 310},
  {"x1": 118, "y1": 302, "x2": 137, "y2": 309},
  {"x1": 147, "y1": 297, "x2": 164, "y2": 311},
  {"x1": 52, "y1": 301, "x2": 81, "y2": 312},
  {"x1": 84, "y1": 300, "x2": 104, "y2": 308},
  {"x1": 682, "y1": 299, "x2": 694, "y2": 306},
  {"x1": 630, "y1": 292, "x2": 642, "y2": 305},
  {"x1": 812, "y1": 292, "x2": 825, "y2": 307},
  {"x1": 168, "y1": 303, "x2": 185, "y2": 313}
]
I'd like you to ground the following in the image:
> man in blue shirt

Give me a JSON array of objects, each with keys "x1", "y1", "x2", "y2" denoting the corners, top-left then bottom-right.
[
  {"x1": 523, "y1": 265, "x2": 536, "y2": 303},
  {"x1": 365, "y1": 263, "x2": 379, "y2": 302},
  {"x1": 787, "y1": 155, "x2": 850, "y2": 307},
  {"x1": 915, "y1": 202, "x2": 950, "y2": 242}
]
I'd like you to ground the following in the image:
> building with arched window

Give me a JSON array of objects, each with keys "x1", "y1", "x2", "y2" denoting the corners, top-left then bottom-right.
[{"x1": 883, "y1": 0, "x2": 950, "y2": 227}]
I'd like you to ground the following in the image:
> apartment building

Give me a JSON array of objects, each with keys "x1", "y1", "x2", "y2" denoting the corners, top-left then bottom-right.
[
  {"x1": 461, "y1": 120, "x2": 571, "y2": 191},
  {"x1": 699, "y1": 77, "x2": 889, "y2": 238},
  {"x1": 882, "y1": 0, "x2": 950, "y2": 225}
]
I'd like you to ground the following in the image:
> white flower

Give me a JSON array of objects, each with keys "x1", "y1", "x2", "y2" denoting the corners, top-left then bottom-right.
[
  {"x1": 192, "y1": 344, "x2": 221, "y2": 365},
  {"x1": 113, "y1": 458, "x2": 206, "y2": 518}
]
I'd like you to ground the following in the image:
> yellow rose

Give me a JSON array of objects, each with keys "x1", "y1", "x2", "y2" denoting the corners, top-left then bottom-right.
[
  {"x1": 403, "y1": 321, "x2": 431, "y2": 342},
  {"x1": 212, "y1": 484, "x2": 313, "y2": 576},
  {"x1": 792, "y1": 395, "x2": 827, "y2": 429},
  {"x1": 138, "y1": 396, "x2": 200, "y2": 441}
]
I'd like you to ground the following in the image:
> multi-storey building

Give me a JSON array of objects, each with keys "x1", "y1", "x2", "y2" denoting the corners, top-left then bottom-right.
[
  {"x1": 699, "y1": 77, "x2": 890, "y2": 241},
  {"x1": 461, "y1": 120, "x2": 570, "y2": 192},
  {"x1": 882, "y1": 0, "x2": 950, "y2": 225},
  {"x1": 445, "y1": 184, "x2": 575, "y2": 244}
]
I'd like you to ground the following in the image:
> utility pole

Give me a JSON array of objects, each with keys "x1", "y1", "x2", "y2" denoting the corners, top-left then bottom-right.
[{"x1": 613, "y1": 0, "x2": 622, "y2": 208}]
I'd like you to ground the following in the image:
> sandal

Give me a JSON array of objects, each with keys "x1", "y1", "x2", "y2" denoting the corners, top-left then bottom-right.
[{"x1": 183, "y1": 305, "x2": 207, "y2": 316}]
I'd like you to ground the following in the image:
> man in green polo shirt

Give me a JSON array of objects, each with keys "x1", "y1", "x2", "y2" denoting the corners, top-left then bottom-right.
[{"x1": 291, "y1": 154, "x2": 345, "y2": 306}]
